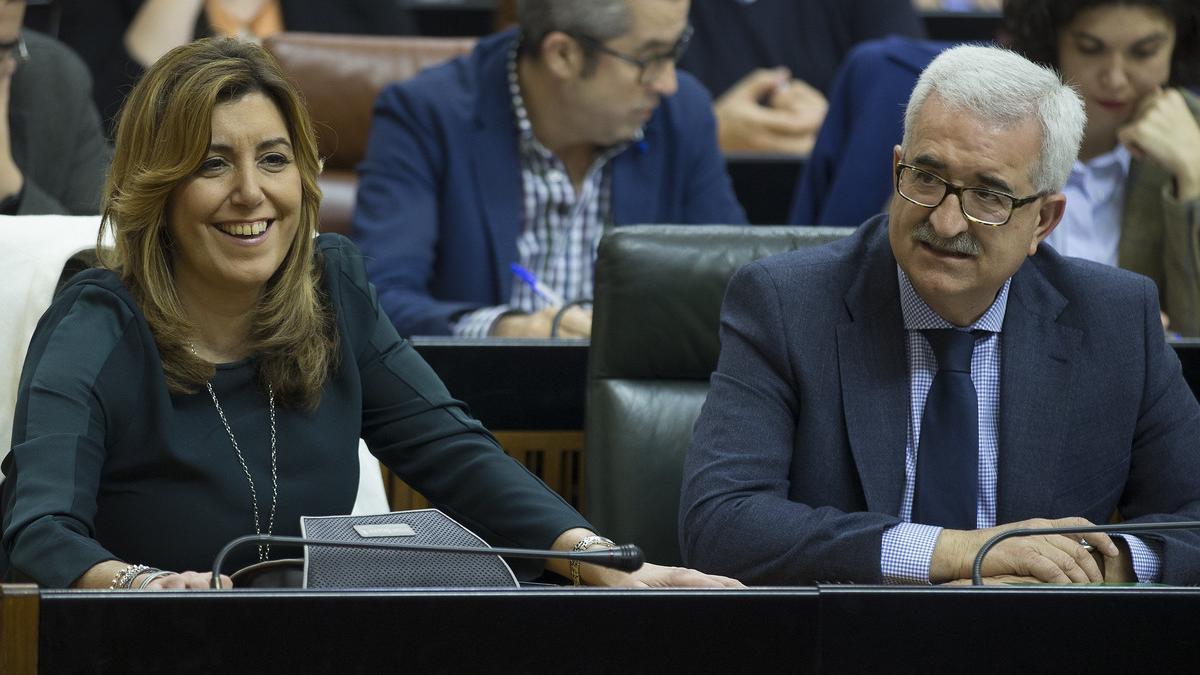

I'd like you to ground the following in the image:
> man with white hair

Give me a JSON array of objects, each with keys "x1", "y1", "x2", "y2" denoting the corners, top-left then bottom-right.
[{"x1": 679, "y1": 45, "x2": 1200, "y2": 585}]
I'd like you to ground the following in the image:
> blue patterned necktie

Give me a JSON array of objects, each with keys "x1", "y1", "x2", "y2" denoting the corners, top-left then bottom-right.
[{"x1": 912, "y1": 328, "x2": 980, "y2": 530}]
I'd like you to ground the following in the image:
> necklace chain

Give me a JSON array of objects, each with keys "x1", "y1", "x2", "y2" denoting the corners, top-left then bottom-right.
[{"x1": 193, "y1": 345, "x2": 278, "y2": 562}]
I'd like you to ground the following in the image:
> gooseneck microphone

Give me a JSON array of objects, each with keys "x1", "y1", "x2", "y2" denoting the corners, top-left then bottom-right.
[
  {"x1": 210, "y1": 534, "x2": 645, "y2": 589},
  {"x1": 971, "y1": 520, "x2": 1200, "y2": 585}
]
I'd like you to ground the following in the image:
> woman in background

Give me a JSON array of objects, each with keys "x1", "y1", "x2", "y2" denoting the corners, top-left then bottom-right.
[
  {"x1": 0, "y1": 37, "x2": 739, "y2": 591},
  {"x1": 1004, "y1": 0, "x2": 1200, "y2": 335}
]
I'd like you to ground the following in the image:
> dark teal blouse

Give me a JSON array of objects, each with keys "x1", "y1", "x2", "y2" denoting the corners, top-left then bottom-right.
[{"x1": 2, "y1": 234, "x2": 588, "y2": 587}]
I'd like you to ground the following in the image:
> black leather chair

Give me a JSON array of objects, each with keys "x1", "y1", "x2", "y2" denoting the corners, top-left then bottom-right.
[{"x1": 586, "y1": 224, "x2": 855, "y2": 565}]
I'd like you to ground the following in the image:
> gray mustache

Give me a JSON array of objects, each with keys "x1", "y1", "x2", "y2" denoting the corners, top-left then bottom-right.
[{"x1": 911, "y1": 221, "x2": 982, "y2": 257}]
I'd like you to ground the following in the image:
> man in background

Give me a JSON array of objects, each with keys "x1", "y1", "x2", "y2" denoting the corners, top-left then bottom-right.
[
  {"x1": 352, "y1": 0, "x2": 743, "y2": 338},
  {"x1": 680, "y1": 45, "x2": 1200, "y2": 585}
]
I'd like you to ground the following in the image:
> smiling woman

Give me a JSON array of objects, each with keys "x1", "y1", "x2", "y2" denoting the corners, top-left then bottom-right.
[
  {"x1": 100, "y1": 37, "x2": 330, "y2": 407},
  {"x1": 0, "y1": 37, "x2": 740, "y2": 592},
  {"x1": 165, "y1": 93, "x2": 303, "y2": 360}
]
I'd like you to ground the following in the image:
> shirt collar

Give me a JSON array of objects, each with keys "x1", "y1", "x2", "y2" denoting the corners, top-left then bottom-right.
[
  {"x1": 1070, "y1": 143, "x2": 1132, "y2": 184},
  {"x1": 897, "y1": 266, "x2": 1009, "y2": 333}
]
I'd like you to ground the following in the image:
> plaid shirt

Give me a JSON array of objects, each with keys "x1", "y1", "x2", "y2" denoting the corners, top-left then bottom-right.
[
  {"x1": 454, "y1": 40, "x2": 637, "y2": 337},
  {"x1": 880, "y1": 267, "x2": 1160, "y2": 583}
]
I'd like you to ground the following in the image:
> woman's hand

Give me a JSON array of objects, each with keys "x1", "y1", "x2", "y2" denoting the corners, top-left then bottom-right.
[
  {"x1": 602, "y1": 562, "x2": 744, "y2": 588},
  {"x1": 1118, "y1": 88, "x2": 1200, "y2": 201},
  {"x1": 136, "y1": 570, "x2": 233, "y2": 590},
  {"x1": 549, "y1": 528, "x2": 744, "y2": 588}
]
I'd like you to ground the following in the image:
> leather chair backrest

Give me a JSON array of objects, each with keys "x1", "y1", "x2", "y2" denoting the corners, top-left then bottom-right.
[
  {"x1": 264, "y1": 32, "x2": 475, "y2": 172},
  {"x1": 586, "y1": 224, "x2": 855, "y2": 564},
  {"x1": 263, "y1": 33, "x2": 476, "y2": 235}
]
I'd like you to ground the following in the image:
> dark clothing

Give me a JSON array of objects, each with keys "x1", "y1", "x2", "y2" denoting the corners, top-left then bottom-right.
[
  {"x1": 57, "y1": 0, "x2": 418, "y2": 135},
  {"x1": 789, "y1": 36, "x2": 947, "y2": 227},
  {"x1": 9, "y1": 30, "x2": 109, "y2": 215},
  {"x1": 679, "y1": 215, "x2": 1200, "y2": 585},
  {"x1": 678, "y1": 0, "x2": 925, "y2": 98},
  {"x1": 2, "y1": 234, "x2": 588, "y2": 587}
]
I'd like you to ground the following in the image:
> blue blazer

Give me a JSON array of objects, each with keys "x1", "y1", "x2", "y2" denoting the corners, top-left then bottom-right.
[
  {"x1": 352, "y1": 29, "x2": 746, "y2": 336},
  {"x1": 680, "y1": 215, "x2": 1200, "y2": 585},
  {"x1": 788, "y1": 36, "x2": 946, "y2": 227}
]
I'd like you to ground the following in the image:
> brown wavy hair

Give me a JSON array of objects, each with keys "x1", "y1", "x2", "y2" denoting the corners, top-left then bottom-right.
[
  {"x1": 97, "y1": 37, "x2": 337, "y2": 410},
  {"x1": 1002, "y1": 0, "x2": 1200, "y2": 87}
]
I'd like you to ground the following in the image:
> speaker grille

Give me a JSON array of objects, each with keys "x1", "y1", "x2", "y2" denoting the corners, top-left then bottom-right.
[{"x1": 300, "y1": 509, "x2": 519, "y2": 588}]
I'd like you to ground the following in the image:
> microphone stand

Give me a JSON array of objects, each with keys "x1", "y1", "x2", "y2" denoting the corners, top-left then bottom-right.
[
  {"x1": 971, "y1": 521, "x2": 1200, "y2": 585},
  {"x1": 211, "y1": 534, "x2": 644, "y2": 589}
]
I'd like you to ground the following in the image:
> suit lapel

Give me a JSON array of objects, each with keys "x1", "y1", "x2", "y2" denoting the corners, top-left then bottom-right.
[
  {"x1": 469, "y1": 36, "x2": 524, "y2": 296},
  {"x1": 995, "y1": 260, "x2": 1081, "y2": 523},
  {"x1": 611, "y1": 129, "x2": 661, "y2": 226},
  {"x1": 837, "y1": 219, "x2": 909, "y2": 515}
]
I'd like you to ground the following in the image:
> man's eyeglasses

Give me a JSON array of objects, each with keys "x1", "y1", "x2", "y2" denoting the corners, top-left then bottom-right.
[
  {"x1": 0, "y1": 34, "x2": 28, "y2": 66},
  {"x1": 895, "y1": 163, "x2": 1045, "y2": 227},
  {"x1": 569, "y1": 24, "x2": 693, "y2": 86}
]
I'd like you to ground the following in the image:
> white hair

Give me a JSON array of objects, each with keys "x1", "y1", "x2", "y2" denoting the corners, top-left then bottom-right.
[{"x1": 902, "y1": 44, "x2": 1085, "y2": 193}]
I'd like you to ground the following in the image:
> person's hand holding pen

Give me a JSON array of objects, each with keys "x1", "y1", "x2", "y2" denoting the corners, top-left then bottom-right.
[{"x1": 491, "y1": 264, "x2": 592, "y2": 339}]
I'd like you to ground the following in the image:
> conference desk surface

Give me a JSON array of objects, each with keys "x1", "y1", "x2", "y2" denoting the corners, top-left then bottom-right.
[
  {"x1": 411, "y1": 337, "x2": 1200, "y2": 431},
  {"x1": 4, "y1": 584, "x2": 1199, "y2": 673}
]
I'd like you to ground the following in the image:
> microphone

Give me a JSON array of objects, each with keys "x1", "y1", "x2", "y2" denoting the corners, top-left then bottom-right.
[
  {"x1": 971, "y1": 520, "x2": 1200, "y2": 585},
  {"x1": 210, "y1": 534, "x2": 645, "y2": 589}
]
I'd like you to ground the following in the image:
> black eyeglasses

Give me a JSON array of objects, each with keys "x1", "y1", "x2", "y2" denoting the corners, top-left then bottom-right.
[
  {"x1": 569, "y1": 24, "x2": 693, "y2": 86},
  {"x1": 0, "y1": 34, "x2": 28, "y2": 66},
  {"x1": 895, "y1": 163, "x2": 1045, "y2": 227}
]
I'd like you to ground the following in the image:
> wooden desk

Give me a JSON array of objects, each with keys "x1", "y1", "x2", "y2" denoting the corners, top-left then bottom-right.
[{"x1": 5, "y1": 584, "x2": 1200, "y2": 673}]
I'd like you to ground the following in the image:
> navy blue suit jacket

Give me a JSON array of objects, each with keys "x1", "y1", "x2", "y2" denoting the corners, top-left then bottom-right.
[
  {"x1": 788, "y1": 36, "x2": 945, "y2": 227},
  {"x1": 352, "y1": 29, "x2": 745, "y2": 336},
  {"x1": 680, "y1": 215, "x2": 1200, "y2": 585}
]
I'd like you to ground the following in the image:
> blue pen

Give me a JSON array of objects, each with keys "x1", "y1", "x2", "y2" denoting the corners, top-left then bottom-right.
[{"x1": 510, "y1": 263, "x2": 566, "y2": 307}]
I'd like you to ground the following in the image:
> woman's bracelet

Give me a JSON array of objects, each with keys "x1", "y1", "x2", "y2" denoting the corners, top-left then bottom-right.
[
  {"x1": 136, "y1": 570, "x2": 177, "y2": 589},
  {"x1": 569, "y1": 535, "x2": 616, "y2": 586},
  {"x1": 109, "y1": 564, "x2": 154, "y2": 589}
]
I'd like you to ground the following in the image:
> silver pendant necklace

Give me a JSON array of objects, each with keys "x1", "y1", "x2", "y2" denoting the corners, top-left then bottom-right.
[{"x1": 193, "y1": 345, "x2": 278, "y2": 561}]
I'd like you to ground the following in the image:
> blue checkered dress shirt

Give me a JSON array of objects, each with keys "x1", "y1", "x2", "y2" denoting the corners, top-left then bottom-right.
[{"x1": 454, "y1": 40, "x2": 634, "y2": 336}]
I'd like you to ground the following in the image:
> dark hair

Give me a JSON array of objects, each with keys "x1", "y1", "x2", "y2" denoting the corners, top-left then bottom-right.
[
  {"x1": 516, "y1": 0, "x2": 630, "y2": 63},
  {"x1": 1003, "y1": 0, "x2": 1200, "y2": 87}
]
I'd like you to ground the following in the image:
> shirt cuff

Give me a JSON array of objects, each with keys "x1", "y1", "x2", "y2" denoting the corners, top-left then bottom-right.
[
  {"x1": 1115, "y1": 534, "x2": 1161, "y2": 583},
  {"x1": 881, "y1": 522, "x2": 943, "y2": 584},
  {"x1": 452, "y1": 305, "x2": 513, "y2": 337}
]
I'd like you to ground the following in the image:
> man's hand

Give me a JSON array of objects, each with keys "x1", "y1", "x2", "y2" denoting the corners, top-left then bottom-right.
[
  {"x1": 491, "y1": 305, "x2": 591, "y2": 338},
  {"x1": 0, "y1": 53, "x2": 23, "y2": 201},
  {"x1": 929, "y1": 517, "x2": 1121, "y2": 584},
  {"x1": 714, "y1": 68, "x2": 827, "y2": 155},
  {"x1": 941, "y1": 575, "x2": 1045, "y2": 586},
  {"x1": 1118, "y1": 88, "x2": 1200, "y2": 202}
]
